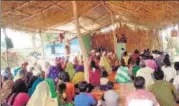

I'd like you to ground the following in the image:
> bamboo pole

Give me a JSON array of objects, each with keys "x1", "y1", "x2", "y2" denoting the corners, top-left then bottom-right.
[
  {"x1": 72, "y1": 1, "x2": 89, "y2": 82},
  {"x1": 101, "y1": 1, "x2": 117, "y2": 53},
  {"x1": 2, "y1": 27, "x2": 10, "y2": 67},
  {"x1": 110, "y1": 13, "x2": 117, "y2": 54},
  {"x1": 39, "y1": 31, "x2": 46, "y2": 60},
  {"x1": 32, "y1": 34, "x2": 36, "y2": 51}
]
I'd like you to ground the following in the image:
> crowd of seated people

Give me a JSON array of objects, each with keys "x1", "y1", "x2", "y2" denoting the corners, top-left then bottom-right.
[{"x1": 0, "y1": 48, "x2": 179, "y2": 106}]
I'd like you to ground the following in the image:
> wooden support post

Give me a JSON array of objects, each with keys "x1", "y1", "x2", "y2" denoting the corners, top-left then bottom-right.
[
  {"x1": 2, "y1": 27, "x2": 10, "y2": 67},
  {"x1": 101, "y1": 1, "x2": 117, "y2": 53},
  {"x1": 32, "y1": 34, "x2": 36, "y2": 51},
  {"x1": 110, "y1": 13, "x2": 117, "y2": 54},
  {"x1": 39, "y1": 31, "x2": 45, "y2": 60},
  {"x1": 72, "y1": 1, "x2": 89, "y2": 82}
]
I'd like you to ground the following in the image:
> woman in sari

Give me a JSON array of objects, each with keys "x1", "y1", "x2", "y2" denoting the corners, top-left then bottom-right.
[
  {"x1": 65, "y1": 62, "x2": 76, "y2": 81},
  {"x1": 122, "y1": 51, "x2": 130, "y2": 66},
  {"x1": 89, "y1": 60, "x2": 101, "y2": 86},
  {"x1": 115, "y1": 59, "x2": 132, "y2": 93},
  {"x1": 28, "y1": 78, "x2": 44, "y2": 96},
  {"x1": 59, "y1": 72, "x2": 75, "y2": 103},
  {"x1": 75, "y1": 65, "x2": 84, "y2": 73},
  {"x1": 131, "y1": 49, "x2": 140, "y2": 63},
  {"x1": 27, "y1": 76, "x2": 38, "y2": 90},
  {"x1": 72, "y1": 72, "x2": 85, "y2": 85},
  {"x1": 47, "y1": 57, "x2": 63, "y2": 80},
  {"x1": 24, "y1": 72, "x2": 33, "y2": 89},
  {"x1": 27, "y1": 78, "x2": 58, "y2": 106},
  {"x1": 73, "y1": 56, "x2": 79, "y2": 69},
  {"x1": 0, "y1": 80, "x2": 13, "y2": 104},
  {"x1": 75, "y1": 60, "x2": 84, "y2": 72},
  {"x1": 47, "y1": 64, "x2": 62, "y2": 81},
  {"x1": 99, "y1": 52, "x2": 112, "y2": 73},
  {"x1": 7, "y1": 79, "x2": 29, "y2": 106}
]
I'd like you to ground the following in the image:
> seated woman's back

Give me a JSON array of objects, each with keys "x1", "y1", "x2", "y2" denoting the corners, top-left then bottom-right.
[
  {"x1": 8, "y1": 93, "x2": 29, "y2": 106},
  {"x1": 7, "y1": 79, "x2": 29, "y2": 106},
  {"x1": 65, "y1": 82, "x2": 75, "y2": 103}
]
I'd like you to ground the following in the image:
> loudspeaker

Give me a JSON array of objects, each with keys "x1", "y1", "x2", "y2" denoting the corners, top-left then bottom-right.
[{"x1": 5, "y1": 37, "x2": 13, "y2": 49}]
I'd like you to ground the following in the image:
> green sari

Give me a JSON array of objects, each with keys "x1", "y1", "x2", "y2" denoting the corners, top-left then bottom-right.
[{"x1": 65, "y1": 63, "x2": 76, "y2": 81}]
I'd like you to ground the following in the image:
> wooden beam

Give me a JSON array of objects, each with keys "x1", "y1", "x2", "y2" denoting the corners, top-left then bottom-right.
[
  {"x1": 48, "y1": 3, "x2": 101, "y2": 30},
  {"x1": 83, "y1": 13, "x2": 109, "y2": 29},
  {"x1": 110, "y1": 13, "x2": 117, "y2": 54},
  {"x1": 72, "y1": 1, "x2": 89, "y2": 82},
  {"x1": 4, "y1": 22, "x2": 76, "y2": 34},
  {"x1": 95, "y1": 13, "x2": 109, "y2": 22},
  {"x1": 15, "y1": 10, "x2": 31, "y2": 17},
  {"x1": 16, "y1": 2, "x2": 61, "y2": 24},
  {"x1": 55, "y1": 1, "x2": 69, "y2": 13},
  {"x1": 106, "y1": 2, "x2": 139, "y2": 15},
  {"x1": 39, "y1": 30, "x2": 46, "y2": 60},
  {"x1": 42, "y1": 28, "x2": 76, "y2": 35},
  {"x1": 55, "y1": 4, "x2": 68, "y2": 13},
  {"x1": 134, "y1": 5, "x2": 144, "y2": 12},
  {"x1": 80, "y1": 25, "x2": 88, "y2": 31},
  {"x1": 100, "y1": 1, "x2": 115, "y2": 14},
  {"x1": 83, "y1": 21, "x2": 112, "y2": 35},
  {"x1": 83, "y1": 18, "x2": 102, "y2": 31},
  {"x1": 81, "y1": 3, "x2": 101, "y2": 16},
  {"x1": 18, "y1": 4, "x2": 56, "y2": 22},
  {"x1": 71, "y1": 20, "x2": 89, "y2": 31},
  {"x1": 2, "y1": 1, "x2": 31, "y2": 17},
  {"x1": 49, "y1": 4, "x2": 106, "y2": 34}
]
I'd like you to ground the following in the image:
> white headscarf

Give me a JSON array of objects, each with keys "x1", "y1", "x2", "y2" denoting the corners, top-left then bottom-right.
[{"x1": 27, "y1": 80, "x2": 58, "y2": 106}]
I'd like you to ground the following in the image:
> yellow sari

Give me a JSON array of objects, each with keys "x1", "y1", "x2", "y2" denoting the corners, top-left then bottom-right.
[
  {"x1": 72, "y1": 72, "x2": 85, "y2": 85},
  {"x1": 99, "y1": 56, "x2": 112, "y2": 73}
]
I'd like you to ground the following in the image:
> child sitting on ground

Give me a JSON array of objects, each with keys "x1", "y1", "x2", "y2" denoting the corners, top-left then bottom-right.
[
  {"x1": 101, "y1": 81, "x2": 120, "y2": 106},
  {"x1": 86, "y1": 83, "x2": 95, "y2": 97},
  {"x1": 100, "y1": 70, "x2": 109, "y2": 90},
  {"x1": 74, "y1": 81, "x2": 96, "y2": 106}
]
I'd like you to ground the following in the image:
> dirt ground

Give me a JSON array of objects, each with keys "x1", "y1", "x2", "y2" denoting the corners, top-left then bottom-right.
[{"x1": 93, "y1": 83, "x2": 179, "y2": 106}]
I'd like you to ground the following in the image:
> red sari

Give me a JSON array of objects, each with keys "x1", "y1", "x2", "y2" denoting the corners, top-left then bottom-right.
[{"x1": 89, "y1": 68, "x2": 100, "y2": 86}]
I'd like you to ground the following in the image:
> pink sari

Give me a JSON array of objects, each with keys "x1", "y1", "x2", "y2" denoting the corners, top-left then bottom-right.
[
  {"x1": 8, "y1": 93, "x2": 30, "y2": 106},
  {"x1": 89, "y1": 68, "x2": 100, "y2": 86},
  {"x1": 145, "y1": 59, "x2": 157, "y2": 70}
]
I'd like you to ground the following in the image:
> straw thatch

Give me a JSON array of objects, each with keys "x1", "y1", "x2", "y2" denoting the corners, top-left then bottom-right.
[
  {"x1": 2, "y1": 1, "x2": 179, "y2": 33},
  {"x1": 92, "y1": 24, "x2": 162, "y2": 53}
]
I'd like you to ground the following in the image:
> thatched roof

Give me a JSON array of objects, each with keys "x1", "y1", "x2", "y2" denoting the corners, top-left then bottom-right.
[{"x1": 2, "y1": 1, "x2": 179, "y2": 33}]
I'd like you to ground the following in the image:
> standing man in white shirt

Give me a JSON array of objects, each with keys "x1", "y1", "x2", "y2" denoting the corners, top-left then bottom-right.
[
  {"x1": 173, "y1": 62, "x2": 179, "y2": 92},
  {"x1": 162, "y1": 54, "x2": 176, "y2": 82}
]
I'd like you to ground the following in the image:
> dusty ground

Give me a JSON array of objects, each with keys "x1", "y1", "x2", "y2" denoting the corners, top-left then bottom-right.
[{"x1": 92, "y1": 83, "x2": 179, "y2": 106}]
